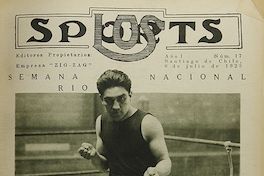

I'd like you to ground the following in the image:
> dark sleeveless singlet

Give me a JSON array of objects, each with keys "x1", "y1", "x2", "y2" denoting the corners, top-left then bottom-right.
[{"x1": 100, "y1": 109, "x2": 157, "y2": 176}]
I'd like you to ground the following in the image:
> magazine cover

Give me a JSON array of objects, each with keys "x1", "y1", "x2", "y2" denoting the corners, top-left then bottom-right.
[{"x1": 0, "y1": 0, "x2": 263, "y2": 175}]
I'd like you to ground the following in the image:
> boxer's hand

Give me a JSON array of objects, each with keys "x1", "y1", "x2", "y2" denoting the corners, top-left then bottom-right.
[
  {"x1": 144, "y1": 167, "x2": 159, "y2": 176},
  {"x1": 78, "y1": 142, "x2": 97, "y2": 160}
]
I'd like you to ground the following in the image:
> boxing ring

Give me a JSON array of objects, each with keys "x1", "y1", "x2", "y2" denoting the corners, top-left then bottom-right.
[{"x1": 15, "y1": 130, "x2": 240, "y2": 176}]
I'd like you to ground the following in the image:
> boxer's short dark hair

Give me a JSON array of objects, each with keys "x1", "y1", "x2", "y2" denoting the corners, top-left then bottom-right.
[{"x1": 97, "y1": 69, "x2": 131, "y2": 95}]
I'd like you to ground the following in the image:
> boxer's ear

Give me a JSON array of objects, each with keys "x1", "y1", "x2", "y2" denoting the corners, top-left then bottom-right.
[{"x1": 100, "y1": 94, "x2": 107, "y2": 105}]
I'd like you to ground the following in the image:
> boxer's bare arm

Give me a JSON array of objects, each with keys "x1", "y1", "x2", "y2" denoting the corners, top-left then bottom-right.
[
  {"x1": 142, "y1": 115, "x2": 171, "y2": 176},
  {"x1": 91, "y1": 115, "x2": 109, "y2": 171},
  {"x1": 78, "y1": 116, "x2": 109, "y2": 172}
]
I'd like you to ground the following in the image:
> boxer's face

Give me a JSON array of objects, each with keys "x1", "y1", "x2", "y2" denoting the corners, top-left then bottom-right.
[{"x1": 101, "y1": 86, "x2": 131, "y2": 121}]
